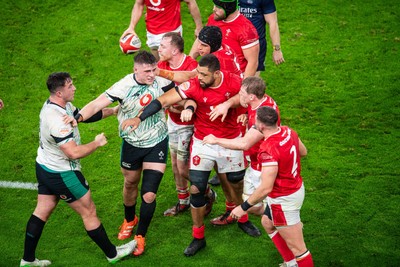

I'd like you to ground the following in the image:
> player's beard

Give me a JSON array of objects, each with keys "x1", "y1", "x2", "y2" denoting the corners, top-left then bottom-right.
[
  {"x1": 200, "y1": 77, "x2": 215, "y2": 88},
  {"x1": 214, "y1": 13, "x2": 226, "y2": 21}
]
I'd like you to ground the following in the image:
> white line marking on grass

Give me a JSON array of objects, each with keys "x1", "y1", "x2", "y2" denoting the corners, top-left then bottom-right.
[{"x1": 0, "y1": 181, "x2": 38, "y2": 190}]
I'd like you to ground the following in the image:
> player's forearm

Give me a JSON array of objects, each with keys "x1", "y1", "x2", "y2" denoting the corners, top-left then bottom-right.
[
  {"x1": 214, "y1": 137, "x2": 248, "y2": 150},
  {"x1": 158, "y1": 69, "x2": 196, "y2": 83},
  {"x1": 269, "y1": 22, "x2": 281, "y2": 48},
  {"x1": 244, "y1": 60, "x2": 258, "y2": 78},
  {"x1": 63, "y1": 140, "x2": 100, "y2": 160},
  {"x1": 128, "y1": 2, "x2": 144, "y2": 30},
  {"x1": 187, "y1": 1, "x2": 203, "y2": 31},
  {"x1": 189, "y1": 38, "x2": 200, "y2": 59}
]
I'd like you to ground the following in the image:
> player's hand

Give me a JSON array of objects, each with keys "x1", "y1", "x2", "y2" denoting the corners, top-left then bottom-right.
[
  {"x1": 0, "y1": 99, "x2": 4, "y2": 110},
  {"x1": 273, "y1": 50, "x2": 285, "y2": 65},
  {"x1": 209, "y1": 102, "x2": 230, "y2": 122},
  {"x1": 180, "y1": 109, "x2": 193, "y2": 122},
  {"x1": 95, "y1": 133, "x2": 107, "y2": 147},
  {"x1": 63, "y1": 114, "x2": 77, "y2": 127},
  {"x1": 121, "y1": 117, "x2": 141, "y2": 132},
  {"x1": 230, "y1": 205, "x2": 246, "y2": 220},
  {"x1": 202, "y1": 134, "x2": 217, "y2": 145},
  {"x1": 112, "y1": 105, "x2": 120, "y2": 115},
  {"x1": 120, "y1": 29, "x2": 137, "y2": 42},
  {"x1": 237, "y1": 114, "x2": 248, "y2": 126}
]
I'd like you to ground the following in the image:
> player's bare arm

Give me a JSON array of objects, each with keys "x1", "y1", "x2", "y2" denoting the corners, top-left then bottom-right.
[
  {"x1": 243, "y1": 44, "x2": 260, "y2": 78},
  {"x1": 75, "y1": 94, "x2": 113, "y2": 123},
  {"x1": 121, "y1": 88, "x2": 183, "y2": 131},
  {"x1": 183, "y1": 0, "x2": 203, "y2": 37},
  {"x1": 180, "y1": 99, "x2": 197, "y2": 122},
  {"x1": 209, "y1": 94, "x2": 240, "y2": 122},
  {"x1": 157, "y1": 68, "x2": 197, "y2": 83},
  {"x1": 202, "y1": 127, "x2": 263, "y2": 150},
  {"x1": 230, "y1": 165, "x2": 277, "y2": 219},
  {"x1": 299, "y1": 138, "x2": 307, "y2": 157},
  {"x1": 60, "y1": 133, "x2": 107, "y2": 160},
  {"x1": 120, "y1": 0, "x2": 145, "y2": 40},
  {"x1": 265, "y1": 12, "x2": 284, "y2": 65}
]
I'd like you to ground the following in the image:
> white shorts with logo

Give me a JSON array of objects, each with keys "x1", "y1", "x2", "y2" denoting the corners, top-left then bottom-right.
[
  {"x1": 243, "y1": 166, "x2": 266, "y2": 207},
  {"x1": 167, "y1": 117, "x2": 193, "y2": 161},
  {"x1": 190, "y1": 136, "x2": 245, "y2": 173},
  {"x1": 146, "y1": 25, "x2": 183, "y2": 48},
  {"x1": 266, "y1": 184, "x2": 305, "y2": 227}
]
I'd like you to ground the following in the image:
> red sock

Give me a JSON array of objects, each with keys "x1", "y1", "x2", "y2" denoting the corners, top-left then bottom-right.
[
  {"x1": 237, "y1": 213, "x2": 248, "y2": 223},
  {"x1": 226, "y1": 201, "x2": 236, "y2": 212},
  {"x1": 192, "y1": 225, "x2": 205, "y2": 239},
  {"x1": 296, "y1": 250, "x2": 314, "y2": 267},
  {"x1": 269, "y1": 231, "x2": 295, "y2": 262},
  {"x1": 177, "y1": 187, "x2": 190, "y2": 205}
]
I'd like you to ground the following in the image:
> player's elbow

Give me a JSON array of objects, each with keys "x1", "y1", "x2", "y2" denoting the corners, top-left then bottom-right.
[{"x1": 63, "y1": 149, "x2": 81, "y2": 160}]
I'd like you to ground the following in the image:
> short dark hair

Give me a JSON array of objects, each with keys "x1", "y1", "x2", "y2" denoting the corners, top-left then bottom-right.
[
  {"x1": 256, "y1": 106, "x2": 278, "y2": 126},
  {"x1": 134, "y1": 50, "x2": 157, "y2": 65},
  {"x1": 198, "y1": 54, "x2": 220, "y2": 72},
  {"x1": 163, "y1": 32, "x2": 184, "y2": 53},
  {"x1": 242, "y1": 76, "x2": 266, "y2": 99},
  {"x1": 46, "y1": 72, "x2": 71, "y2": 94}
]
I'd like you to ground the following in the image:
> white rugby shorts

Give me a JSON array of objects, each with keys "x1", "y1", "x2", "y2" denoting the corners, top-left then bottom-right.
[
  {"x1": 167, "y1": 117, "x2": 193, "y2": 161},
  {"x1": 190, "y1": 136, "x2": 245, "y2": 173},
  {"x1": 267, "y1": 184, "x2": 305, "y2": 227}
]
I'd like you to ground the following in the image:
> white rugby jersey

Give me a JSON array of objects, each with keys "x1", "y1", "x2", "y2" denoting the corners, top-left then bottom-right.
[
  {"x1": 36, "y1": 100, "x2": 81, "y2": 171},
  {"x1": 105, "y1": 74, "x2": 172, "y2": 148}
]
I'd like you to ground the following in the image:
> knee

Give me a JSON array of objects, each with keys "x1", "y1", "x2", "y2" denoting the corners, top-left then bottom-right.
[
  {"x1": 261, "y1": 215, "x2": 275, "y2": 234},
  {"x1": 142, "y1": 191, "x2": 156, "y2": 203}
]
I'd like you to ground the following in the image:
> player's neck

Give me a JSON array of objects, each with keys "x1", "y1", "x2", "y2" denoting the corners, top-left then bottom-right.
[
  {"x1": 250, "y1": 96, "x2": 265, "y2": 109},
  {"x1": 49, "y1": 95, "x2": 67, "y2": 108},
  {"x1": 263, "y1": 126, "x2": 280, "y2": 139},
  {"x1": 225, "y1": 11, "x2": 240, "y2": 22},
  {"x1": 169, "y1": 53, "x2": 185, "y2": 69}
]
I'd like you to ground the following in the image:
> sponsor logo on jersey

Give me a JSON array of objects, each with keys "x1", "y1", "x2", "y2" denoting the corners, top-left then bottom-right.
[
  {"x1": 240, "y1": 7, "x2": 257, "y2": 18},
  {"x1": 140, "y1": 94, "x2": 153, "y2": 106},
  {"x1": 179, "y1": 82, "x2": 190, "y2": 91},
  {"x1": 59, "y1": 127, "x2": 70, "y2": 136}
]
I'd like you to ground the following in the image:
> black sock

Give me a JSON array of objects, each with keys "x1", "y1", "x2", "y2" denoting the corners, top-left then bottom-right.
[
  {"x1": 23, "y1": 214, "x2": 46, "y2": 262},
  {"x1": 124, "y1": 204, "x2": 136, "y2": 222},
  {"x1": 136, "y1": 200, "x2": 156, "y2": 237},
  {"x1": 86, "y1": 224, "x2": 116, "y2": 259}
]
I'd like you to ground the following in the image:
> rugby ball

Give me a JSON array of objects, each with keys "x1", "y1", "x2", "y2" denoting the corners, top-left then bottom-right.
[{"x1": 119, "y1": 34, "x2": 141, "y2": 54}]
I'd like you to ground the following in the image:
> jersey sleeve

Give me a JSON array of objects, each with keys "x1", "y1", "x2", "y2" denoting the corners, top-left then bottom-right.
[
  {"x1": 49, "y1": 114, "x2": 74, "y2": 147},
  {"x1": 239, "y1": 21, "x2": 259, "y2": 49},
  {"x1": 258, "y1": 143, "x2": 278, "y2": 167},
  {"x1": 262, "y1": 0, "x2": 277, "y2": 14},
  {"x1": 105, "y1": 74, "x2": 132, "y2": 102}
]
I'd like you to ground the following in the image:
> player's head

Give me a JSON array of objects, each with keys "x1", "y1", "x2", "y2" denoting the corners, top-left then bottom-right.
[
  {"x1": 158, "y1": 32, "x2": 184, "y2": 61},
  {"x1": 213, "y1": 0, "x2": 238, "y2": 20},
  {"x1": 46, "y1": 72, "x2": 75, "y2": 102},
  {"x1": 197, "y1": 54, "x2": 221, "y2": 88},
  {"x1": 256, "y1": 106, "x2": 279, "y2": 130},
  {"x1": 198, "y1": 26, "x2": 222, "y2": 55},
  {"x1": 239, "y1": 77, "x2": 266, "y2": 107},
  {"x1": 134, "y1": 51, "x2": 157, "y2": 85}
]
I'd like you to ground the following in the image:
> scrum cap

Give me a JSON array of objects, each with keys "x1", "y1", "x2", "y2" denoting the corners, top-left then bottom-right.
[{"x1": 198, "y1": 26, "x2": 222, "y2": 53}]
